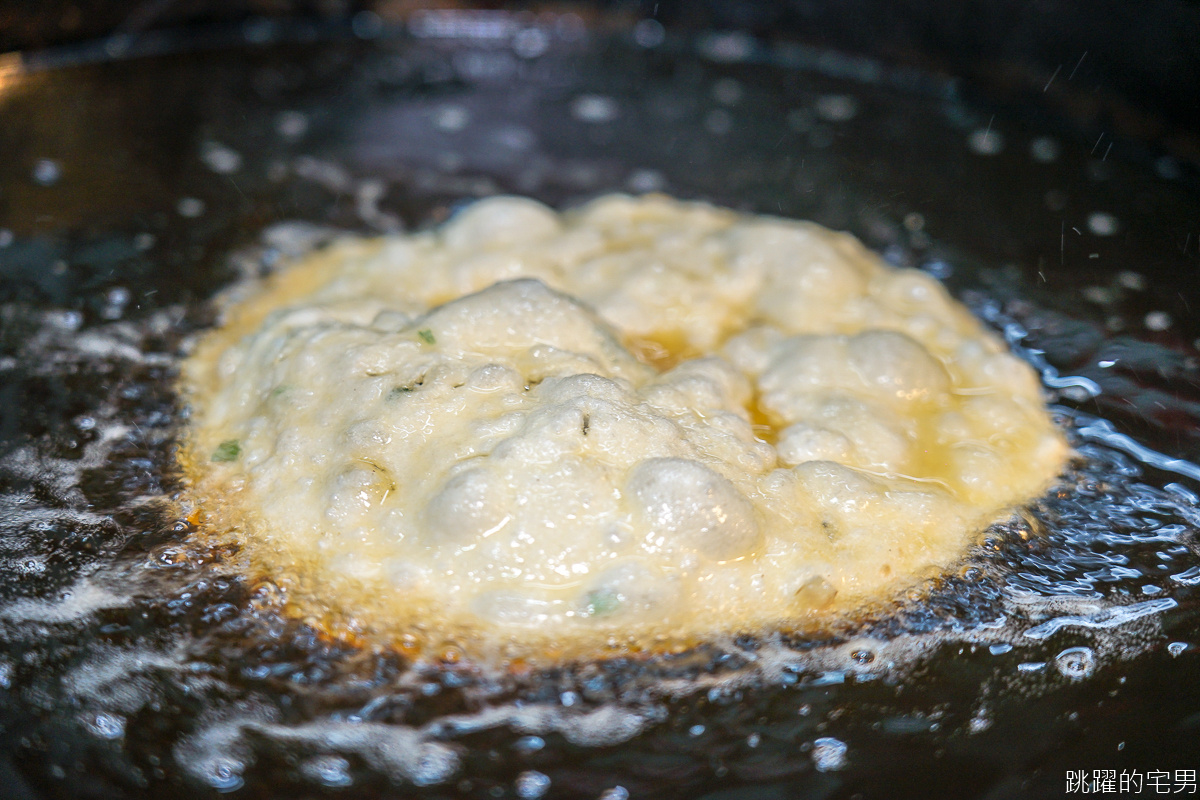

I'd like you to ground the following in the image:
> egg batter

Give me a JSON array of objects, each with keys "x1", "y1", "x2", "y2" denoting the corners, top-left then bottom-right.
[{"x1": 179, "y1": 194, "x2": 1068, "y2": 655}]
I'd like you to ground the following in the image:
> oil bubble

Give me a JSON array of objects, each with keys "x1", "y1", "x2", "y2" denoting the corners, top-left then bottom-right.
[
  {"x1": 713, "y1": 78, "x2": 743, "y2": 106},
  {"x1": 301, "y1": 755, "x2": 353, "y2": 787},
  {"x1": 967, "y1": 128, "x2": 1004, "y2": 155},
  {"x1": 515, "y1": 770, "x2": 551, "y2": 799},
  {"x1": 433, "y1": 105, "x2": 470, "y2": 132},
  {"x1": 177, "y1": 197, "x2": 206, "y2": 218},
  {"x1": 201, "y1": 757, "x2": 246, "y2": 792},
  {"x1": 1168, "y1": 642, "x2": 1189, "y2": 657},
  {"x1": 633, "y1": 18, "x2": 665, "y2": 48},
  {"x1": 513, "y1": 27, "x2": 550, "y2": 59},
  {"x1": 815, "y1": 94, "x2": 858, "y2": 122},
  {"x1": 276, "y1": 110, "x2": 309, "y2": 140},
  {"x1": 627, "y1": 168, "x2": 666, "y2": 193},
  {"x1": 1054, "y1": 646, "x2": 1096, "y2": 680},
  {"x1": 704, "y1": 108, "x2": 733, "y2": 135},
  {"x1": 32, "y1": 158, "x2": 62, "y2": 186},
  {"x1": 698, "y1": 31, "x2": 754, "y2": 63},
  {"x1": 571, "y1": 95, "x2": 619, "y2": 124},
  {"x1": 200, "y1": 141, "x2": 243, "y2": 175},
  {"x1": 1030, "y1": 137, "x2": 1060, "y2": 163},
  {"x1": 1145, "y1": 311, "x2": 1172, "y2": 332},
  {"x1": 1087, "y1": 212, "x2": 1119, "y2": 236},
  {"x1": 1116, "y1": 270, "x2": 1146, "y2": 290},
  {"x1": 811, "y1": 736, "x2": 848, "y2": 772},
  {"x1": 513, "y1": 735, "x2": 545, "y2": 754},
  {"x1": 82, "y1": 712, "x2": 126, "y2": 740},
  {"x1": 1156, "y1": 156, "x2": 1182, "y2": 180},
  {"x1": 351, "y1": 11, "x2": 384, "y2": 40}
]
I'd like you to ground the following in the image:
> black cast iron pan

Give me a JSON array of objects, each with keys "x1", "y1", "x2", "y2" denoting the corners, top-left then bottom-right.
[{"x1": 2, "y1": 9, "x2": 1200, "y2": 799}]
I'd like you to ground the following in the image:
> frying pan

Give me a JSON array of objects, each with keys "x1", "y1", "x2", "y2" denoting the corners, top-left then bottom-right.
[{"x1": 1, "y1": 7, "x2": 1200, "y2": 799}]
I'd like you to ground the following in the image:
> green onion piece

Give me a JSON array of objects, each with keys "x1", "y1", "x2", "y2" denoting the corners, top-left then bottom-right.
[
  {"x1": 417, "y1": 328, "x2": 436, "y2": 345},
  {"x1": 211, "y1": 439, "x2": 241, "y2": 462},
  {"x1": 583, "y1": 588, "x2": 622, "y2": 617}
]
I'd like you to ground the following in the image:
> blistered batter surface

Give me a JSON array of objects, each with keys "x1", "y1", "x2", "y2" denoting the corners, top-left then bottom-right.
[{"x1": 180, "y1": 194, "x2": 1068, "y2": 654}]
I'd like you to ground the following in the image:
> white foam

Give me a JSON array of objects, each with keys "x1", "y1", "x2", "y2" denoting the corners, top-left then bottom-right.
[
  {"x1": 248, "y1": 720, "x2": 461, "y2": 787},
  {"x1": 62, "y1": 645, "x2": 185, "y2": 709},
  {"x1": 425, "y1": 701, "x2": 656, "y2": 748},
  {"x1": 174, "y1": 717, "x2": 260, "y2": 791},
  {"x1": 1023, "y1": 598, "x2": 1178, "y2": 640},
  {"x1": 1, "y1": 578, "x2": 128, "y2": 623}
]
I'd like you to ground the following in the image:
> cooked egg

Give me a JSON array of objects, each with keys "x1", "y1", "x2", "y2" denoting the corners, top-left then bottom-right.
[{"x1": 179, "y1": 194, "x2": 1068, "y2": 656}]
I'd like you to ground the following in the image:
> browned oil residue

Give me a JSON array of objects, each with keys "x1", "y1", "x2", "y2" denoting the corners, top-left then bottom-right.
[
  {"x1": 625, "y1": 330, "x2": 781, "y2": 445},
  {"x1": 624, "y1": 330, "x2": 695, "y2": 371},
  {"x1": 746, "y1": 391, "x2": 781, "y2": 445}
]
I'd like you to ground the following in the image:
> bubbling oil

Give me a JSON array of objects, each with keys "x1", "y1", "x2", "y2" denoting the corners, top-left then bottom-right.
[{"x1": 0, "y1": 229, "x2": 1197, "y2": 798}]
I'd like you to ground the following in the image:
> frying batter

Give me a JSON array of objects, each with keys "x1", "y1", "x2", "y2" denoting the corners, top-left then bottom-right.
[{"x1": 179, "y1": 194, "x2": 1068, "y2": 655}]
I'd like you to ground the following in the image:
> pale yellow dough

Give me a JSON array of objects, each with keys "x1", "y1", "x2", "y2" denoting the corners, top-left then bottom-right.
[{"x1": 181, "y1": 194, "x2": 1068, "y2": 655}]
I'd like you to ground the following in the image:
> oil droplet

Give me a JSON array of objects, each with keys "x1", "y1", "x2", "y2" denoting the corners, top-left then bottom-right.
[
  {"x1": 1087, "y1": 212, "x2": 1119, "y2": 236},
  {"x1": 352, "y1": 11, "x2": 384, "y2": 39},
  {"x1": 201, "y1": 757, "x2": 245, "y2": 792},
  {"x1": 698, "y1": 31, "x2": 754, "y2": 63},
  {"x1": 32, "y1": 158, "x2": 62, "y2": 186},
  {"x1": 200, "y1": 141, "x2": 243, "y2": 175},
  {"x1": 627, "y1": 168, "x2": 666, "y2": 193},
  {"x1": 713, "y1": 78, "x2": 743, "y2": 106},
  {"x1": 276, "y1": 110, "x2": 309, "y2": 140},
  {"x1": 301, "y1": 755, "x2": 353, "y2": 787},
  {"x1": 513, "y1": 735, "x2": 545, "y2": 753},
  {"x1": 1168, "y1": 642, "x2": 1189, "y2": 657},
  {"x1": 1030, "y1": 137, "x2": 1060, "y2": 163},
  {"x1": 515, "y1": 770, "x2": 551, "y2": 799},
  {"x1": 704, "y1": 108, "x2": 733, "y2": 135},
  {"x1": 633, "y1": 19, "x2": 665, "y2": 49},
  {"x1": 571, "y1": 95, "x2": 619, "y2": 124},
  {"x1": 811, "y1": 737, "x2": 848, "y2": 771},
  {"x1": 815, "y1": 94, "x2": 858, "y2": 122},
  {"x1": 1145, "y1": 311, "x2": 1172, "y2": 332},
  {"x1": 433, "y1": 105, "x2": 470, "y2": 132},
  {"x1": 967, "y1": 128, "x2": 1004, "y2": 156},
  {"x1": 1055, "y1": 646, "x2": 1096, "y2": 680},
  {"x1": 177, "y1": 197, "x2": 206, "y2": 218},
  {"x1": 83, "y1": 712, "x2": 125, "y2": 740}
]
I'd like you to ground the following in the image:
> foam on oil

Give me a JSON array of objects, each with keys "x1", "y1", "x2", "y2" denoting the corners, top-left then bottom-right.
[{"x1": 0, "y1": 222, "x2": 1196, "y2": 795}]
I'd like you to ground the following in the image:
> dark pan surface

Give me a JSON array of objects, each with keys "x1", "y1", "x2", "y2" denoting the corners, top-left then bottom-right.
[{"x1": 1, "y1": 17, "x2": 1200, "y2": 799}]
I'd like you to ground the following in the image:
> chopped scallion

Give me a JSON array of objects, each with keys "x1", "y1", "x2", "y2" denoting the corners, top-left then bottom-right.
[{"x1": 211, "y1": 439, "x2": 241, "y2": 462}]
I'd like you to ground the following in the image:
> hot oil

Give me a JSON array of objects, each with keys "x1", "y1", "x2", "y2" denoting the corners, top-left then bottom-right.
[
  {"x1": 623, "y1": 330, "x2": 695, "y2": 372},
  {"x1": 624, "y1": 330, "x2": 782, "y2": 446},
  {"x1": 1, "y1": 243, "x2": 1198, "y2": 799}
]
